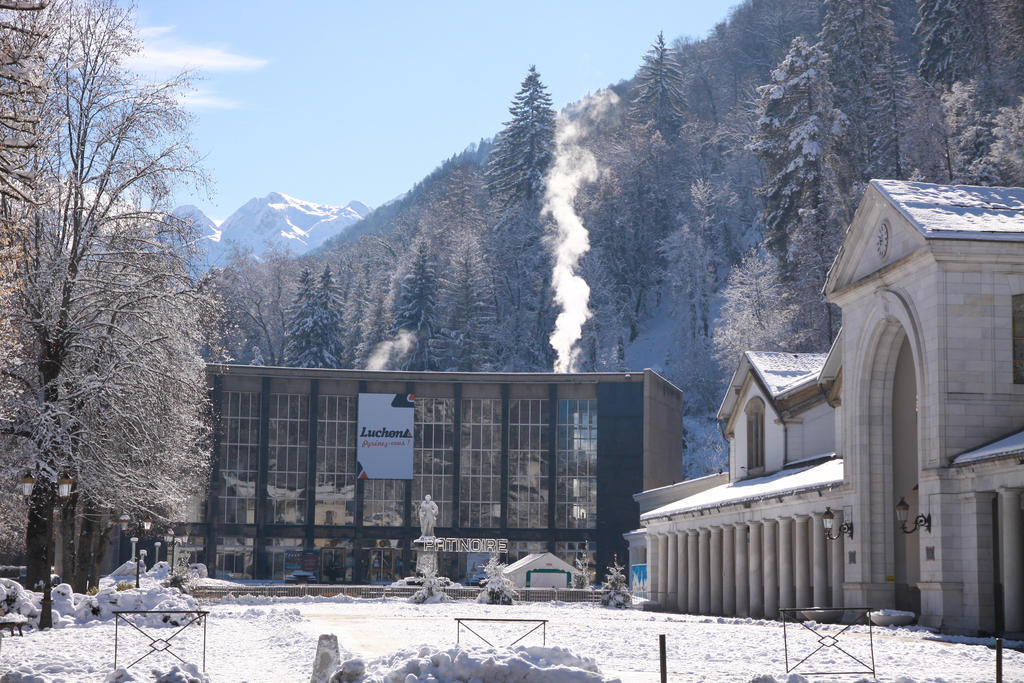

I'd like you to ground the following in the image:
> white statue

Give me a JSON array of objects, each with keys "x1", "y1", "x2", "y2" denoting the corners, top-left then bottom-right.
[{"x1": 418, "y1": 494, "x2": 438, "y2": 539}]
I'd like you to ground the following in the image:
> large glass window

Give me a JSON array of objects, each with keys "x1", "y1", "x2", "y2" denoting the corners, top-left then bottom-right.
[
  {"x1": 316, "y1": 395, "x2": 356, "y2": 526},
  {"x1": 413, "y1": 398, "x2": 455, "y2": 528},
  {"x1": 508, "y1": 399, "x2": 549, "y2": 529},
  {"x1": 507, "y1": 540, "x2": 548, "y2": 564},
  {"x1": 266, "y1": 537, "x2": 303, "y2": 580},
  {"x1": 556, "y1": 399, "x2": 597, "y2": 529},
  {"x1": 266, "y1": 394, "x2": 309, "y2": 524},
  {"x1": 316, "y1": 538, "x2": 354, "y2": 583},
  {"x1": 363, "y1": 480, "x2": 405, "y2": 526},
  {"x1": 219, "y1": 391, "x2": 260, "y2": 524},
  {"x1": 364, "y1": 539, "x2": 405, "y2": 583},
  {"x1": 216, "y1": 536, "x2": 254, "y2": 579},
  {"x1": 459, "y1": 398, "x2": 502, "y2": 528}
]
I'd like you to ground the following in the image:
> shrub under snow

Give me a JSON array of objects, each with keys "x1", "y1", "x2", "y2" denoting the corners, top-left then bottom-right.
[
  {"x1": 600, "y1": 556, "x2": 632, "y2": 609},
  {"x1": 475, "y1": 555, "x2": 517, "y2": 605},
  {"x1": 409, "y1": 571, "x2": 451, "y2": 604}
]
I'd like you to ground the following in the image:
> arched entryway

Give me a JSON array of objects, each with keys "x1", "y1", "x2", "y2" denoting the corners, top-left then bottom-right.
[{"x1": 891, "y1": 337, "x2": 920, "y2": 613}]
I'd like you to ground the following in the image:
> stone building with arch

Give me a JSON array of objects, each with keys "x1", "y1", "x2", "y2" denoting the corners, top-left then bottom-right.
[{"x1": 637, "y1": 180, "x2": 1024, "y2": 636}]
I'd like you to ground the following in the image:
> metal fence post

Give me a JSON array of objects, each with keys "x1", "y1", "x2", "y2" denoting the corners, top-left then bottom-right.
[{"x1": 659, "y1": 633, "x2": 667, "y2": 683}]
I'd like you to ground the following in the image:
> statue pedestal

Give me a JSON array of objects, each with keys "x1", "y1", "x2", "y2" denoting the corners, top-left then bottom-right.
[{"x1": 413, "y1": 536, "x2": 437, "y2": 576}]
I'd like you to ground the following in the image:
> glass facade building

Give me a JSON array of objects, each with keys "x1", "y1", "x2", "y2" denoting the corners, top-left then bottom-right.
[{"x1": 187, "y1": 366, "x2": 681, "y2": 583}]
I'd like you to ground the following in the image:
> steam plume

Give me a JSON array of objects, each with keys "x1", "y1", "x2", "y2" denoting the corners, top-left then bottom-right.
[
  {"x1": 543, "y1": 90, "x2": 619, "y2": 373},
  {"x1": 366, "y1": 329, "x2": 416, "y2": 371}
]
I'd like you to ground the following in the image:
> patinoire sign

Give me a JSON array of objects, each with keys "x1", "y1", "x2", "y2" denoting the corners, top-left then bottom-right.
[
  {"x1": 418, "y1": 537, "x2": 509, "y2": 553},
  {"x1": 357, "y1": 393, "x2": 415, "y2": 479}
]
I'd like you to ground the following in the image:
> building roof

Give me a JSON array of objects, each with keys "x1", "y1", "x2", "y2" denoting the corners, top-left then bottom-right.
[
  {"x1": 872, "y1": 180, "x2": 1024, "y2": 240},
  {"x1": 640, "y1": 457, "x2": 843, "y2": 521},
  {"x1": 503, "y1": 552, "x2": 575, "y2": 575},
  {"x1": 953, "y1": 427, "x2": 1024, "y2": 465},
  {"x1": 747, "y1": 352, "x2": 829, "y2": 398}
]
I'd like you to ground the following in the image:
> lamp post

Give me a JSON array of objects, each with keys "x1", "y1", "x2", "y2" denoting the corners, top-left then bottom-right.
[
  {"x1": 164, "y1": 529, "x2": 175, "y2": 569},
  {"x1": 154, "y1": 541, "x2": 162, "y2": 565},
  {"x1": 130, "y1": 536, "x2": 139, "y2": 563},
  {"x1": 895, "y1": 497, "x2": 931, "y2": 534},
  {"x1": 822, "y1": 507, "x2": 853, "y2": 540},
  {"x1": 21, "y1": 470, "x2": 73, "y2": 629}
]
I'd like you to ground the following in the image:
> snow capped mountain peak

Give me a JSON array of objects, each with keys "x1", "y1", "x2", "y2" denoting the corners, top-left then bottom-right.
[{"x1": 174, "y1": 193, "x2": 372, "y2": 269}]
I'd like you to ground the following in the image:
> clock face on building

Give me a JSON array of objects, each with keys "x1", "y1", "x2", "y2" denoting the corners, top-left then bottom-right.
[{"x1": 876, "y1": 223, "x2": 889, "y2": 258}]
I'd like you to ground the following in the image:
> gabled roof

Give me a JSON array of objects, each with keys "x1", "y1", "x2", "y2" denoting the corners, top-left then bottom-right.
[
  {"x1": 872, "y1": 180, "x2": 1024, "y2": 240},
  {"x1": 502, "y1": 552, "x2": 575, "y2": 575},
  {"x1": 747, "y1": 352, "x2": 828, "y2": 397},
  {"x1": 718, "y1": 351, "x2": 828, "y2": 424}
]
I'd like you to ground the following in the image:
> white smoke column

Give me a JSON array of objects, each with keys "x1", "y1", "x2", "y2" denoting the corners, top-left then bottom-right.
[
  {"x1": 366, "y1": 329, "x2": 416, "y2": 371},
  {"x1": 543, "y1": 90, "x2": 619, "y2": 373}
]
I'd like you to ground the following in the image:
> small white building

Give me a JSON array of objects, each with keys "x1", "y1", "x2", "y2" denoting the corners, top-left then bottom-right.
[
  {"x1": 502, "y1": 552, "x2": 575, "y2": 588},
  {"x1": 635, "y1": 180, "x2": 1024, "y2": 637}
]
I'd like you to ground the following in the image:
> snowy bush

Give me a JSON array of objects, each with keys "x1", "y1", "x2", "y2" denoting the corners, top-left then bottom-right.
[
  {"x1": 600, "y1": 556, "x2": 632, "y2": 609},
  {"x1": 475, "y1": 554, "x2": 517, "y2": 605},
  {"x1": 572, "y1": 553, "x2": 592, "y2": 589},
  {"x1": 409, "y1": 570, "x2": 450, "y2": 604},
  {"x1": 0, "y1": 577, "x2": 41, "y2": 624}
]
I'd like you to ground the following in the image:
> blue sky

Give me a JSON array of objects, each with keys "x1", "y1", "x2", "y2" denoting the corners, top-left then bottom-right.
[{"x1": 130, "y1": 1, "x2": 740, "y2": 222}]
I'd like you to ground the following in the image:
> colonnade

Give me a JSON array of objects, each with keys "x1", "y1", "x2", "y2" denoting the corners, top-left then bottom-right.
[
  {"x1": 649, "y1": 511, "x2": 846, "y2": 617},
  {"x1": 999, "y1": 488, "x2": 1023, "y2": 634}
]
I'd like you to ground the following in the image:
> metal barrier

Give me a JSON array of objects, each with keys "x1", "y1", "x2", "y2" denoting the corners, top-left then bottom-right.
[
  {"x1": 779, "y1": 607, "x2": 876, "y2": 678},
  {"x1": 191, "y1": 584, "x2": 603, "y2": 604},
  {"x1": 455, "y1": 618, "x2": 547, "y2": 647},
  {"x1": 113, "y1": 609, "x2": 208, "y2": 672}
]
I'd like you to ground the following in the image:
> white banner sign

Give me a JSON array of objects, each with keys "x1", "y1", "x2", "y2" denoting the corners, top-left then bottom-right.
[{"x1": 357, "y1": 393, "x2": 414, "y2": 479}]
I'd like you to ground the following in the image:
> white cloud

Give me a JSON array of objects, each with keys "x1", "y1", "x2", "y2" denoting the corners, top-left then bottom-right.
[
  {"x1": 128, "y1": 25, "x2": 267, "y2": 76},
  {"x1": 128, "y1": 26, "x2": 267, "y2": 111}
]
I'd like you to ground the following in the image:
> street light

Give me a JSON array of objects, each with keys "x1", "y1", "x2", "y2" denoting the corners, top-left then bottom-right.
[
  {"x1": 56, "y1": 472, "x2": 73, "y2": 499},
  {"x1": 118, "y1": 513, "x2": 130, "y2": 532},
  {"x1": 142, "y1": 516, "x2": 153, "y2": 533},
  {"x1": 822, "y1": 506, "x2": 853, "y2": 540},
  {"x1": 20, "y1": 472, "x2": 34, "y2": 498},
  {"x1": 895, "y1": 497, "x2": 931, "y2": 534}
]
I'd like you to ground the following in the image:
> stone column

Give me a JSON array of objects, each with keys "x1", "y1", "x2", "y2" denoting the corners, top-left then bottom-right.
[
  {"x1": 723, "y1": 525, "x2": 736, "y2": 616},
  {"x1": 699, "y1": 528, "x2": 711, "y2": 614},
  {"x1": 779, "y1": 516, "x2": 794, "y2": 610},
  {"x1": 659, "y1": 533, "x2": 670, "y2": 608},
  {"x1": 1000, "y1": 488, "x2": 1024, "y2": 633},
  {"x1": 710, "y1": 526, "x2": 723, "y2": 615},
  {"x1": 676, "y1": 531, "x2": 688, "y2": 613},
  {"x1": 667, "y1": 532, "x2": 678, "y2": 610},
  {"x1": 794, "y1": 515, "x2": 811, "y2": 608},
  {"x1": 734, "y1": 523, "x2": 749, "y2": 617},
  {"x1": 647, "y1": 534, "x2": 660, "y2": 605},
  {"x1": 830, "y1": 509, "x2": 845, "y2": 609},
  {"x1": 812, "y1": 512, "x2": 829, "y2": 608},
  {"x1": 763, "y1": 519, "x2": 778, "y2": 619},
  {"x1": 748, "y1": 521, "x2": 764, "y2": 618},
  {"x1": 687, "y1": 530, "x2": 699, "y2": 613}
]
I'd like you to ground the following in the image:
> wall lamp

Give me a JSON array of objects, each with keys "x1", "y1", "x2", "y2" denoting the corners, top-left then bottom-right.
[
  {"x1": 822, "y1": 506, "x2": 853, "y2": 540},
  {"x1": 895, "y1": 497, "x2": 931, "y2": 534}
]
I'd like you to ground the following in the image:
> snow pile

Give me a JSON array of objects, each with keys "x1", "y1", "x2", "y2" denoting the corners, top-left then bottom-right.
[
  {"x1": 217, "y1": 592, "x2": 354, "y2": 606},
  {"x1": 0, "y1": 576, "x2": 198, "y2": 629},
  {"x1": 335, "y1": 644, "x2": 615, "y2": 682},
  {"x1": 103, "y1": 662, "x2": 210, "y2": 683}
]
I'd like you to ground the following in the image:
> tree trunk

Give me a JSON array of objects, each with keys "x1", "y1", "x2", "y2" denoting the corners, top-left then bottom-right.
[
  {"x1": 88, "y1": 523, "x2": 112, "y2": 590},
  {"x1": 25, "y1": 481, "x2": 54, "y2": 591},
  {"x1": 71, "y1": 505, "x2": 95, "y2": 593},
  {"x1": 58, "y1": 492, "x2": 77, "y2": 585}
]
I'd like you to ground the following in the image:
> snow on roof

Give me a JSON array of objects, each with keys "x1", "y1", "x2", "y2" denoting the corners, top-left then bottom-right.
[
  {"x1": 503, "y1": 552, "x2": 573, "y2": 574},
  {"x1": 953, "y1": 428, "x2": 1024, "y2": 465},
  {"x1": 873, "y1": 180, "x2": 1024, "y2": 240},
  {"x1": 746, "y1": 351, "x2": 828, "y2": 397},
  {"x1": 640, "y1": 458, "x2": 843, "y2": 521}
]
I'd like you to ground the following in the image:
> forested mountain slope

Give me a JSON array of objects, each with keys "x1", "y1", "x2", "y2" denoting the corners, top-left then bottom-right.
[{"x1": 205, "y1": 0, "x2": 1024, "y2": 476}]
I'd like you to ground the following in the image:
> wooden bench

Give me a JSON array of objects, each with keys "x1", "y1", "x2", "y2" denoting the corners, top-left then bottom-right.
[{"x1": 0, "y1": 614, "x2": 28, "y2": 636}]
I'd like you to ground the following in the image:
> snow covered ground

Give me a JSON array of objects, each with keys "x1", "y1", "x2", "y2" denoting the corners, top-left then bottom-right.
[{"x1": 1, "y1": 590, "x2": 1022, "y2": 681}]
